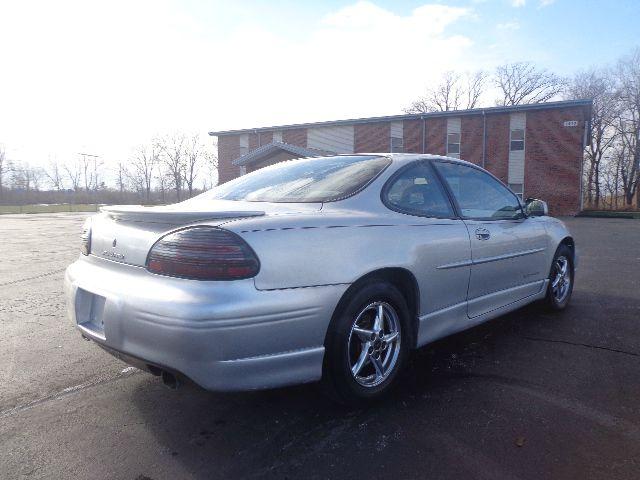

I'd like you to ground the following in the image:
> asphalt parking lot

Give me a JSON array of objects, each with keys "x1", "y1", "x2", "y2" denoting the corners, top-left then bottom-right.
[{"x1": 1, "y1": 213, "x2": 640, "y2": 479}]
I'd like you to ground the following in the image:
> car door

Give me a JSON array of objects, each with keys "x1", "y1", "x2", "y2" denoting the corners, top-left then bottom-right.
[
  {"x1": 382, "y1": 161, "x2": 471, "y2": 340},
  {"x1": 433, "y1": 160, "x2": 548, "y2": 318}
]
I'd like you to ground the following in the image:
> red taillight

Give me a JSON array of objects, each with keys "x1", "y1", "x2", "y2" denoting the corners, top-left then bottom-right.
[{"x1": 146, "y1": 227, "x2": 260, "y2": 280}]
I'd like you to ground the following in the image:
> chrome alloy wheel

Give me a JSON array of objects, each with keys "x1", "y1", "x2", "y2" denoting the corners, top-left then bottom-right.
[
  {"x1": 347, "y1": 301, "x2": 401, "y2": 387},
  {"x1": 551, "y1": 255, "x2": 571, "y2": 303}
]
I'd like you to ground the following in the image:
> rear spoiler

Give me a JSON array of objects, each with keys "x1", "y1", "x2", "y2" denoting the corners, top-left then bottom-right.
[{"x1": 100, "y1": 205, "x2": 265, "y2": 223}]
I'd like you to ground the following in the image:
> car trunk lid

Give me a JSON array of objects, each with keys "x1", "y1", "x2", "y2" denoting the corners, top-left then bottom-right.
[{"x1": 90, "y1": 200, "x2": 320, "y2": 267}]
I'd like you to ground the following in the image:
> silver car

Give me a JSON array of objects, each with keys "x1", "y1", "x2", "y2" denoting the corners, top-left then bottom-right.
[{"x1": 64, "y1": 154, "x2": 575, "y2": 403}]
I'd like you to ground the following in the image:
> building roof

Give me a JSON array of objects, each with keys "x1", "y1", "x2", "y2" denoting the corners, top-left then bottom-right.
[
  {"x1": 209, "y1": 99, "x2": 593, "y2": 137},
  {"x1": 232, "y1": 141, "x2": 327, "y2": 167}
]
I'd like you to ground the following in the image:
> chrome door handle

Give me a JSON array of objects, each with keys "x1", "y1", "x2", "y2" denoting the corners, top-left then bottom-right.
[{"x1": 475, "y1": 228, "x2": 490, "y2": 240}]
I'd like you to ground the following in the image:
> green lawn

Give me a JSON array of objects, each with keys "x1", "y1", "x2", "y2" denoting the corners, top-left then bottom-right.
[
  {"x1": 0, "y1": 204, "x2": 101, "y2": 214},
  {"x1": 577, "y1": 210, "x2": 640, "y2": 219}
]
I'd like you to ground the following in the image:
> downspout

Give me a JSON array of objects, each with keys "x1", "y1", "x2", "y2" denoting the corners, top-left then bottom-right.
[
  {"x1": 580, "y1": 117, "x2": 589, "y2": 212},
  {"x1": 481, "y1": 110, "x2": 487, "y2": 169},
  {"x1": 421, "y1": 116, "x2": 426, "y2": 154}
]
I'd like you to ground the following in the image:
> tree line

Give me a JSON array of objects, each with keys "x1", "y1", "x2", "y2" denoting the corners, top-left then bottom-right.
[
  {"x1": 0, "y1": 133, "x2": 217, "y2": 206},
  {"x1": 405, "y1": 50, "x2": 640, "y2": 210},
  {"x1": 1, "y1": 50, "x2": 639, "y2": 210}
]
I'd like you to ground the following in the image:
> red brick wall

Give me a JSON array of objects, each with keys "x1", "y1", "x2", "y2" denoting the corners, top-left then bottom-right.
[
  {"x1": 282, "y1": 128, "x2": 307, "y2": 148},
  {"x1": 355, "y1": 122, "x2": 390, "y2": 153},
  {"x1": 403, "y1": 119, "x2": 422, "y2": 153},
  {"x1": 216, "y1": 106, "x2": 586, "y2": 214},
  {"x1": 461, "y1": 114, "x2": 484, "y2": 166},
  {"x1": 484, "y1": 113, "x2": 510, "y2": 184},
  {"x1": 425, "y1": 118, "x2": 446, "y2": 155},
  {"x1": 525, "y1": 107, "x2": 585, "y2": 216},
  {"x1": 217, "y1": 134, "x2": 241, "y2": 184},
  {"x1": 249, "y1": 131, "x2": 273, "y2": 150}
]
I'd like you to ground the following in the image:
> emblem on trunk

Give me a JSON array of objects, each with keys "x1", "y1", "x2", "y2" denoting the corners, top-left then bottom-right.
[
  {"x1": 102, "y1": 250, "x2": 125, "y2": 260},
  {"x1": 102, "y1": 238, "x2": 124, "y2": 260}
]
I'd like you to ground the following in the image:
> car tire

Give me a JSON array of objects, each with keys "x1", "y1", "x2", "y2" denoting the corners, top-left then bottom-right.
[
  {"x1": 545, "y1": 244, "x2": 574, "y2": 311},
  {"x1": 322, "y1": 279, "x2": 411, "y2": 405}
]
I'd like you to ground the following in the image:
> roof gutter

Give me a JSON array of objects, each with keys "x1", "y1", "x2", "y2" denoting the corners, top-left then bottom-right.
[{"x1": 208, "y1": 99, "x2": 594, "y2": 137}]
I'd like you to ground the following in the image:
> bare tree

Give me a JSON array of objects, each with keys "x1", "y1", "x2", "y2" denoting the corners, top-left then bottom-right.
[
  {"x1": 0, "y1": 145, "x2": 5, "y2": 200},
  {"x1": 464, "y1": 70, "x2": 488, "y2": 110},
  {"x1": 63, "y1": 160, "x2": 82, "y2": 192},
  {"x1": 615, "y1": 48, "x2": 640, "y2": 207},
  {"x1": 155, "y1": 162, "x2": 170, "y2": 204},
  {"x1": 405, "y1": 70, "x2": 487, "y2": 113},
  {"x1": 45, "y1": 160, "x2": 65, "y2": 191},
  {"x1": 81, "y1": 155, "x2": 92, "y2": 192},
  {"x1": 495, "y1": 62, "x2": 566, "y2": 106},
  {"x1": 10, "y1": 162, "x2": 43, "y2": 195},
  {"x1": 128, "y1": 145, "x2": 158, "y2": 203},
  {"x1": 30, "y1": 166, "x2": 44, "y2": 192},
  {"x1": 183, "y1": 135, "x2": 210, "y2": 198},
  {"x1": 565, "y1": 69, "x2": 619, "y2": 207},
  {"x1": 205, "y1": 141, "x2": 219, "y2": 190},
  {"x1": 156, "y1": 133, "x2": 186, "y2": 202},
  {"x1": 116, "y1": 162, "x2": 129, "y2": 198},
  {"x1": 91, "y1": 157, "x2": 104, "y2": 193}
]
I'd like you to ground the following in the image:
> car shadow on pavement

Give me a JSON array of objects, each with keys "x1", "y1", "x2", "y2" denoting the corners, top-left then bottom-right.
[{"x1": 126, "y1": 300, "x2": 594, "y2": 479}]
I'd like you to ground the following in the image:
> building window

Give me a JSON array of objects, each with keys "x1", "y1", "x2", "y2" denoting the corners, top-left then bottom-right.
[
  {"x1": 447, "y1": 132, "x2": 460, "y2": 158},
  {"x1": 509, "y1": 183, "x2": 523, "y2": 200},
  {"x1": 510, "y1": 128, "x2": 524, "y2": 151},
  {"x1": 391, "y1": 136, "x2": 404, "y2": 153},
  {"x1": 239, "y1": 133, "x2": 249, "y2": 157}
]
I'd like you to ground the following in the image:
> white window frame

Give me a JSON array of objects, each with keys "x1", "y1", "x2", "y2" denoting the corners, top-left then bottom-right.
[
  {"x1": 239, "y1": 133, "x2": 249, "y2": 157},
  {"x1": 508, "y1": 182, "x2": 523, "y2": 200},
  {"x1": 447, "y1": 132, "x2": 461, "y2": 158},
  {"x1": 510, "y1": 128, "x2": 525, "y2": 151},
  {"x1": 390, "y1": 136, "x2": 404, "y2": 153}
]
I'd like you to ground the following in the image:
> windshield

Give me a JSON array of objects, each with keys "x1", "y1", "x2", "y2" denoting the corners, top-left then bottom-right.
[{"x1": 199, "y1": 155, "x2": 390, "y2": 203}]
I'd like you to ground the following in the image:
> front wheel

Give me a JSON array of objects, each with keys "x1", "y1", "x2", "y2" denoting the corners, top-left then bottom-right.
[
  {"x1": 545, "y1": 245, "x2": 574, "y2": 310},
  {"x1": 322, "y1": 281, "x2": 410, "y2": 405}
]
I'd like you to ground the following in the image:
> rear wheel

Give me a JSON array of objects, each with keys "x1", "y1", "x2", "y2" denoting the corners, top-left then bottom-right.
[
  {"x1": 322, "y1": 280, "x2": 410, "y2": 405},
  {"x1": 545, "y1": 244, "x2": 574, "y2": 310}
]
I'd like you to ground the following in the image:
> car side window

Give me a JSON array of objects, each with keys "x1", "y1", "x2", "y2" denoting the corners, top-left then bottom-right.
[
  {"x1": 383, "y1": 162, "x2": 454, "y2": 218},
  {"x1": 434, "y1": 162, "x2": 523, "y2": 220}
]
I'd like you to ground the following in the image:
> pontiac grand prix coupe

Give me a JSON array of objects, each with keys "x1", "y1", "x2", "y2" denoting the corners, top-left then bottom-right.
[{"x1": 65, "y1": 154, "x2": 575, "y2": 403}]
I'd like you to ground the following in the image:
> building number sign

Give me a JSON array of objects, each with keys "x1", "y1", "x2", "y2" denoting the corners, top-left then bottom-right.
[{"x1": 563, "y1": 120, "x2": 578, "y2": 127}]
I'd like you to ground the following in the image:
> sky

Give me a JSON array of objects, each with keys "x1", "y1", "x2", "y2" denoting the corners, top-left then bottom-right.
[{"x1": 0, "y1": 0, "x2": 638, "y2": 173}]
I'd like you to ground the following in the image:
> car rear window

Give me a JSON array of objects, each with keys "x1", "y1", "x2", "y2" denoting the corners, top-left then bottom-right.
[{"x1": 202, "y1": 155, "x2": 390, "y2": 203}]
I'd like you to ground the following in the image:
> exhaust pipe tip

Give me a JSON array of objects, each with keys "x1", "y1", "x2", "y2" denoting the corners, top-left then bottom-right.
[{"x1": 161, "y1": 370, "x2": 181, "y2": 389}]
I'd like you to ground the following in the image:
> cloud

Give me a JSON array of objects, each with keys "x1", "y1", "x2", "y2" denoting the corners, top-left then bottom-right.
[
  {"x1": 539, "y1": 0, "x2": 556, "y2": 6},
  {"x1": 216, "y1": 2, "x2": 474, "y2": 128},
  {"x1": 497, "y1": 21, "x2": 520, "y2": 30},
  {"x1": 0, "y1": 1, "x2": 475, "y2": 168},
  {"x1": 511, "y1": 0, "x2": 526, "y2": 6}
]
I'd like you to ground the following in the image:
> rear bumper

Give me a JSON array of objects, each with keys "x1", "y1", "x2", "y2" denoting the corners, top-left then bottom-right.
[{"x1": 64, "y1": 255, "x2": 348, "y2": 391}]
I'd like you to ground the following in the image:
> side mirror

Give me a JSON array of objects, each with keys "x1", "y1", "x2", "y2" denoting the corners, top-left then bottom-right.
[{"x1": 525, "y1": 198, "x2": 548, "y2": 217}]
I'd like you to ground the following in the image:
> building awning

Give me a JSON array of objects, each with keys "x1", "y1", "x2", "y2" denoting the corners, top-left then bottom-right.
[{"x1": 232, "y1": 141, "x2": 328, "y2": 167}]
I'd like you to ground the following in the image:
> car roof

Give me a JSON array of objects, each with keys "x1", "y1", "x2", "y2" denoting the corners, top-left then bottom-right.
[{"x1": 338, "y1": 153, "x2": 478, "y2": 168}]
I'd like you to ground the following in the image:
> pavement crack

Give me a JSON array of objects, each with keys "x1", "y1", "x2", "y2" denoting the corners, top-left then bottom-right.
[
  {"x1": 521, "y1": 335, "x2": 640, "y2": 358},
  {"x1": 0, "y1": 268, "x2": 66, "y2": 287},
  {"x1": 0, "y1": 367, "x2": 141, "y2": 419}
]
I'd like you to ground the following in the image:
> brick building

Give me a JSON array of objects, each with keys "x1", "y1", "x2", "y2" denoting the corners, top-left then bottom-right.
[{"x1": 209, "y1": 99, "x2": 592, "y2": 216}]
